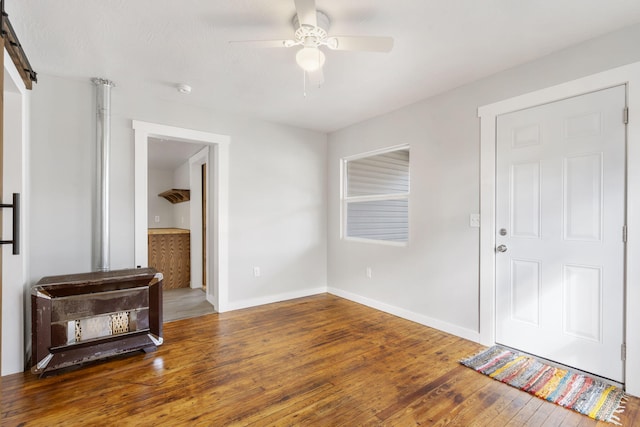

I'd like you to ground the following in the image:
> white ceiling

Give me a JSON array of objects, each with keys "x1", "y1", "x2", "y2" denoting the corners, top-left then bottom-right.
[
  {"x1": 7, "y1": 1, "x2": 640, "y2": 133},
  {"x1": 147, "y1": 138, "x2": 206, "y2": 171}
]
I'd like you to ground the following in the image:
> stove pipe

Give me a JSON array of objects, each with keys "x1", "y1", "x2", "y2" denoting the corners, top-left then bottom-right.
[{"x1": 92, "y1": 78, "x2": 114, "y2": 272}]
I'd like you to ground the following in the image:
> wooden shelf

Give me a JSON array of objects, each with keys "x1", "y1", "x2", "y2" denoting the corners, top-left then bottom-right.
[
  {"x1": 148, "y1": 228, "x2": 190, "y2": 235},
  {"x1": 158, "y1": 189, "x2": 190, "y2": 204}
]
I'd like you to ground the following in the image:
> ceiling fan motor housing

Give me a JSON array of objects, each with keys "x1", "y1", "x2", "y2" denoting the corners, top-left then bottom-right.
[{"x1": 293, "y1": 10, "x2": 330, "y2": 47}]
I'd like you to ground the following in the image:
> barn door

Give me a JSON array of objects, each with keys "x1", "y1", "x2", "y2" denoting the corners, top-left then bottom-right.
[
  {"x1": 0, "y1": 1, "x2": 37, "y2": 375},
  {"x1": 495, "y1": 85, "x2": 626, "y2": 382}
]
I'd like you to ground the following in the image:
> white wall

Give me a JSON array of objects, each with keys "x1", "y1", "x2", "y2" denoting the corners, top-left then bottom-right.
[
  {"x1": 147, "y1": 168, "x2": 175, "y2": 228},
  {"x1": 28, "y1": 75, "x2": 327, "y2": 310},
  {"x1": 327, "y1": 23, "x2": 640, "y2": 341},
  {"x1": 29, "y1": 77, "x2": 93, "y2": 278},
  {"x1": 226, "y1": 120, "x2": 327, "y2": 306},
  {"x1": 172, "y1": 161, "x2": 190, "y2": 229},
  {"x1": 147, "y1": 164, "x2": 191, "y2": 229}
]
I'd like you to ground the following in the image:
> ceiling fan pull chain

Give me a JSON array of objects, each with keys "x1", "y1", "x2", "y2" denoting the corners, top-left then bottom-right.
[{"x1": 303, "y1": 69, "x2": 307, "y2": 98}]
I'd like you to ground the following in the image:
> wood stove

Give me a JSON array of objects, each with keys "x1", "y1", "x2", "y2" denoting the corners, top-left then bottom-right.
[
  {"x1": 27, "y1": 80, "x2": 165, "y2": 377},
  {"x1": 31, "y1": 267, "x2": 163, "y2": 376}
]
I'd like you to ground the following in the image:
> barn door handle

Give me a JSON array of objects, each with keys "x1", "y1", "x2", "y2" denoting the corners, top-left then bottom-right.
[{"x1": 0, "y1": 193, "x2": 20, "y2": 255}]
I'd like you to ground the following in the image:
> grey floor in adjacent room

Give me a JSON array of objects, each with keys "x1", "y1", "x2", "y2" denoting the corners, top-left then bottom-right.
[{"x1": 163, "y1": 288, "x2": 216, "y2": 323}]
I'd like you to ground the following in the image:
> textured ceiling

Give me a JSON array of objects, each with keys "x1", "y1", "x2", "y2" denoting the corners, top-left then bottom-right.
[
  {"x1": 6, "y1": 0, "x2": 640, "y2": 133},
  {"x1": 148, "y1": 138, "x2": 206, "y2": 171}
]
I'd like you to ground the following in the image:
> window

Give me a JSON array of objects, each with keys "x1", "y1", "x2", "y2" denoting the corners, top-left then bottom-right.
[{"x1": 342, "y1": 146, "x2": 410, "y2": 244}]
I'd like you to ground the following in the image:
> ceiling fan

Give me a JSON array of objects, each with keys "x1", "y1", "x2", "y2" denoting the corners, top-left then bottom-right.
[{"x1": 229, "y1": 0, "x2": 394, "y2": 86}]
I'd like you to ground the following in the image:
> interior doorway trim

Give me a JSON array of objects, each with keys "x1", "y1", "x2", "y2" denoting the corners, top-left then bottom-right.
[
  {"x1": 132, "y1": 121, "x2": 231, "y2": 312},
  {"x1": 188, "y1": 146, "x2": 209, "y2": 292},
  {"x1": 478, "y1": 61, "x2": 640, "y2": 395}
]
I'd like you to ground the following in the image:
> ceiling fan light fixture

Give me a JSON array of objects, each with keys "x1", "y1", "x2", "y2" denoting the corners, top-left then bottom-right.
[
  {"x1": 229, "y1": 1, "x2": 394, "y2": 84},
  {"x1": 296, "y1": 47, "x2": 325, "y2": 72}
]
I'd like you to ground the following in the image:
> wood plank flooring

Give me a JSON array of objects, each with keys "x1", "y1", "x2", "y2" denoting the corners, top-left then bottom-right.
[{"x1": 2, "y1": 294, "x2": 639, "y2": 426}]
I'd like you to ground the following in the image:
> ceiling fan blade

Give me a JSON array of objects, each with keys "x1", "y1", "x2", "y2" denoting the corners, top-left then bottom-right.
[
  {"x1": 327, "y1": 36, "x2": 394, "y2": 52},
  {"x1": 229, "y1": 39, "x2": 295, "y2": 48},
  {"x1": 307, "y1": 67, "x2": 324, "y2": 86},
  {"x1": 294, "y1": 0, "x2": 317, "y2": 27}
]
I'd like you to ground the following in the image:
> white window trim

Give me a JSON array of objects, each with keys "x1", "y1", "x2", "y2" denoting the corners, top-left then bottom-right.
[{"x1": 341, "y1": 144, "x2": 410, "y2": 246}]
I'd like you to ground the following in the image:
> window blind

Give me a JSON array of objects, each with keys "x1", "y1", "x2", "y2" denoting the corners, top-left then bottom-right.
[
  {"x1": 346, "y1": 199, "x2": 409, "y2": 241},
  {"x1": 344, "y1": 149, "x2": 409, "y2": 243},
  {"x1": 347, "y1": 150, "x2": 410, "y2": 196}
]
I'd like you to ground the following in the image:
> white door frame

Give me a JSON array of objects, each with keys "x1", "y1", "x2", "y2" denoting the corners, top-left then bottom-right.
[
  {"x1": 188, "y1": 146, "x2": 209, "y2": 291},
  {"x1": 1, "y1": 49, "x2": 28, "y2": 375},
  {"x1": 479, "y1": 61, "x2": 640, "y2": 395},
  {"x1": 132, "y1": 121, "x2": 231, "y2": 312}
]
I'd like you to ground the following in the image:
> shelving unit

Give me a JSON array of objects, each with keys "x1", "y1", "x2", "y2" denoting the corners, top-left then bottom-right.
[
  {"x1": 148, "y1": 228, "x2": 191, "y2": 289},
  {"x1": 158, "y1": 189, "x2": 190, "y2": 204}
]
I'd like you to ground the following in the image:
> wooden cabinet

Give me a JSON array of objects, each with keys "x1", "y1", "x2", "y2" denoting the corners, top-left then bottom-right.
[{"x1": 148, "y1": 228, "x2": 191, "y2": 289}]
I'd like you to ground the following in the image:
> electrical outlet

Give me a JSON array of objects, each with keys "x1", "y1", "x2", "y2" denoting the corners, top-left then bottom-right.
[
  {"x1": 469, "y1": 213, "x2": 480, "y2": 228},
  {"x1": 366, "y1": 267, "x2": 372, "y2": 279},
  {"x1": 154, "y1": 215, "x2": 160, "y2": 223},
  {"x1": 253, "y1": 267, "x2": 261, "y2": 277}
]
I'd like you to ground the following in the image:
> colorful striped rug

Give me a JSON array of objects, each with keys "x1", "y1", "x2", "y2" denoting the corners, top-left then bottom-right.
[{"x1": 460, "y1": 346, "x2": 627, "y2": 425}]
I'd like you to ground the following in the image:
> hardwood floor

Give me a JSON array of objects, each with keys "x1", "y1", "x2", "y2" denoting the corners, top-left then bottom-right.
[{"x1": 2, "y1": 294, "x2": 639, "y2": 426}]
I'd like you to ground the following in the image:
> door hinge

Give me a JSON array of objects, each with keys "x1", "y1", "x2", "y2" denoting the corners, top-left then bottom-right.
[
  {"x1": 624, "y1": 107, "x2": 629, "y2": 124},
  {"x1": 623, "y1": 225, "x2": 628, "y2": 243},
  {"x1": 622, "y1": 343, "x2": 627, "y2": 361}
]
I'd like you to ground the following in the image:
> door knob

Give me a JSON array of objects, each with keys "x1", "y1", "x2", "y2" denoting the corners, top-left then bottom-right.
[{"x1": 496, "y1": 244, "x2": 507, "y2": 253}]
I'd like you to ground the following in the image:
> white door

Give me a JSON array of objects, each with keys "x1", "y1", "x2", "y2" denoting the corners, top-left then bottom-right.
[
  {"x1": 1, "y1": 57, "x2": 27, "y2": 375},
  {"x1": 495, "y1": 85, "x2": 626, "y2": 382}
]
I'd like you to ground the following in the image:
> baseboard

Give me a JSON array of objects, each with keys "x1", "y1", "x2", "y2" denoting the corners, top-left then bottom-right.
[
  {"x1": 225, "y1": 287, "x2": 328, "y2": 311},
  {"x1": 328, "y1": 287, "x2": 481, "y2": 343}
]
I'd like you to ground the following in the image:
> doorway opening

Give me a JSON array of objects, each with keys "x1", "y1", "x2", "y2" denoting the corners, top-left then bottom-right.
[
  {"x1": 147, "y1": 139, "x2": 212, "y2": 321},
  {"x1": 132, "y1": 121, "x2": 231, "y2": 315}
]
